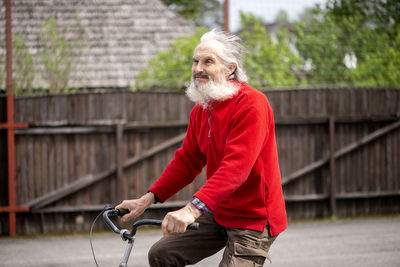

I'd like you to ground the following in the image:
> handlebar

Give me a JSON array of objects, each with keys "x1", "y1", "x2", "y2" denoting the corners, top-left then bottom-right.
[{"x1": 102, "y1": 205, "x2": 200, "y2": 240}]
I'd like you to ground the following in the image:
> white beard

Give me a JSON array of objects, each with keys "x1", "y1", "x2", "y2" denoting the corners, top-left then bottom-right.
[{"x1": 186, "y1": 77, "x2": 240, "y2": 109}]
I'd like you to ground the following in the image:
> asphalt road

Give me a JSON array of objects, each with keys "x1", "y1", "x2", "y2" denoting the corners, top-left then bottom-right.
[{"x1": 0, "y1": 215, "x2": 399, "y2": 267}]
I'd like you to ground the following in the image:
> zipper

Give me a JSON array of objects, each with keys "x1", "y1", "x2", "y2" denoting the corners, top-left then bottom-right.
[{"x1": 208, "y1": 112, "x2": 211, "y2": 138}]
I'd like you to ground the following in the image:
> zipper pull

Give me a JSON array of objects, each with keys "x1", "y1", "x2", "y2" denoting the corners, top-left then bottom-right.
[{"x1": 208, "y1": 113, "x2": 211, "y2": 138}]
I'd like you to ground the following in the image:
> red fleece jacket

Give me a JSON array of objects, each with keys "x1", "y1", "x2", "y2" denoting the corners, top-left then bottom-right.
[{"x1": 149, "y1": 81, "x2": 287, "y2": 235}]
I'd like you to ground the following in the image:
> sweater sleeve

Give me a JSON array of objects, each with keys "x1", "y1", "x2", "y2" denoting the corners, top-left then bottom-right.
[
  {"x1": 148, "y1": 107, "x2": 207, "y2": 202},
  {"x1": 194, "y1": 95, "x2": 270, "y2": 211}
]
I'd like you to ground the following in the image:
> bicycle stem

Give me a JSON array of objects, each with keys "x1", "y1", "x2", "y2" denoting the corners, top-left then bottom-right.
[{"x1": 119, "y1": 239, "x2": 135, "y2": 267}]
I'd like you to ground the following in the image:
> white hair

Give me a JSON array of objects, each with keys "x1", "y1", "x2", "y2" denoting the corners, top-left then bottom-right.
[{"x1": 199, "y1": 29, "x2": 248, "y2": 83}]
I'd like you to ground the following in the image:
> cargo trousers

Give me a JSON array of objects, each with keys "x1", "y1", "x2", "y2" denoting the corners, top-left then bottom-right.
[{"x1": 148, "y1": 211, "x2": 278, "y2": 267}]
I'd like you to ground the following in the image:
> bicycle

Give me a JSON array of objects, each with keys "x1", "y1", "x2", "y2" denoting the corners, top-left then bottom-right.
[{"x1": 90, "y1": 204, "x2": 199, "y2": 267}]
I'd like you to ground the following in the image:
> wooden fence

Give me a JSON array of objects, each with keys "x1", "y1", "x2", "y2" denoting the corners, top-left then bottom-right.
[{"x1": 1, "y1": 88, "x2": 400, "y2": 235}]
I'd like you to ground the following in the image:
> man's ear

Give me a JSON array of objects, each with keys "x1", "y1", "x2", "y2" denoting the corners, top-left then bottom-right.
[{"x1": 226, "y1": 63, "x2": 237, "y2": 77}]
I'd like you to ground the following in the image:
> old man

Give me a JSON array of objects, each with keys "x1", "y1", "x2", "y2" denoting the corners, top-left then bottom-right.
[{"x1": 117, "y1": 29, "x2": 287, "y2": 266}]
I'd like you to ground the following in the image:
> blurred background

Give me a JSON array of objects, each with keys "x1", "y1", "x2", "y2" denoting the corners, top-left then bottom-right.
[{"x1": 0, "y1": 0, "x2": 399, "y2": 236}]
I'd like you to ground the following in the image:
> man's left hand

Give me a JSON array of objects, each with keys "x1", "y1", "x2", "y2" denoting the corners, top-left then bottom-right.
[{"x1": 162, "y1": 202, "x2": 202, "y2": 236}]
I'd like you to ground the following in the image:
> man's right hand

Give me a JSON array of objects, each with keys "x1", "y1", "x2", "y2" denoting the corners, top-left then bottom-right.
[{"x1": 115, "y1": 192, "x2": 155, "y2": 222}]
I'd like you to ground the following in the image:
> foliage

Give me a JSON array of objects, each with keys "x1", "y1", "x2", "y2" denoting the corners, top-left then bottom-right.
[
  {"x1": 39, "y1": 17, "x2": 84, "y2": 94},
  {"x1": 0, "y1": 35, "x2": 36, "y2": 95},
  {"x1": 134, "y1": 28, "x2": 208, "y2": 91},
  {"x1": 161, "y1": 0, "x2": 222, "y2": 28},
  {"x1": 12, "y1": 34, "x2": 36, "y2": 95},
  {"x1": 347, "y1": 27, "x2": 400, "y2": 87},
  {"x1": 239, "y1": 12, "x2": 302, "y2": 89},
  {"x1": 294, "y1": 0, "x2": 400, "y2": 87},
  {"x1": 294, "y1": 6, "x2": 348, "y2": 85}
]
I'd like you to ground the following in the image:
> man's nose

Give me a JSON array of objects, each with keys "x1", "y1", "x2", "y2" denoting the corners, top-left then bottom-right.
[{"x1": 193, "y1": 63, "x2": 203, "y2": 73}]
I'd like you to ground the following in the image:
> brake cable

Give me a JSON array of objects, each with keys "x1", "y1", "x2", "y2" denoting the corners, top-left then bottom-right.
[{"x1": 90, "y1": 207, "x2": 107, "y2": 267}]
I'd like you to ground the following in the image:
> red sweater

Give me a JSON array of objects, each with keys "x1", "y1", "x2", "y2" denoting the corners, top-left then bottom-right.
[{"x1": 149, "y1": 81, "x2": 287, "y2": 235}]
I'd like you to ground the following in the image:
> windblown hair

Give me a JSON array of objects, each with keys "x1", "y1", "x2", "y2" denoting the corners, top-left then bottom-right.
[{"x1": 199, "y1": 29, "x2": 248, "y2": 83}]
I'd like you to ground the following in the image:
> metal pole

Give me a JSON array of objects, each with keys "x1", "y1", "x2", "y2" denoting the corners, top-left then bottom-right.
[
  {"x1": 0, "y1": 0, "x2": 29, "y2": 236},
  {"x1": 5, "y1": 0, "x2": 17, "y2": 236},
  {"x1": 224, "y1": 0, "x2": 230, "y2": 33}
]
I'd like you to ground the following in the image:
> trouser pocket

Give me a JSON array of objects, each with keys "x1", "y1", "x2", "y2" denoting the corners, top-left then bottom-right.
[
  {"x1": 219, "y1": 225, "x2": 277, "y2": 267},
  {"x1": 230, "y1": 240, "x2": 270, "y2": 266}
]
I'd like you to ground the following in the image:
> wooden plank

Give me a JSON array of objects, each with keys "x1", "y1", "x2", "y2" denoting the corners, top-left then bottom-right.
[
  {"x1": 384, "y1": 130, "x2": 391, "y2": 191},
  {"x1": 41, "y1": 136, "x2": 48, "y2": 199},
  {"x1": 362, "y1": 124, "x2": 370, "y2": 193},
  {"x1": 284, "y1": 190, "x2": 400, "y2": 202},
  {"x1": 15, "y1": 136, "x2": 25, "y2": 205},
  {"x1": 329, "y1": 117, "x2": 336, "y2": 216},
  {"x1": 355, "y1": 125, "x2": 363, "y2": 192},
  {"x1": 68, "y1": 135, "x2": 76, "y2": 206},
  {"x1": 134, "y1": 133, "x2": 142, "y2": 198},
  {"x1": 115, "y1": 124, "x2": 125, "y2": 202},
  {"x1": 48, "y1": 136, "x2": 56, "y2": 199},
  {"x1": 26, "y1": 172, "x2": 112, "y2": 209},
  {"x1": 337, "y1": 190, "x2": 400, "y2": 199},
  {"x1": 282, "y1": 156, "x2": 329, "y2": 186},
  {"x1": 81, "y1": 135, "x2": 91, "y2": 206},
  {"x1": 32, "y1": 201, "x2": 189, "y2": 213},
  {"x1": 15, "y1": 126, "x2": 114, "y2": 135},
  {"x1": 33, "y1": 136, "x2": 41, "y2": 199},
  {"x1": 395, "y1": 128, "x2": 400, "y2": 190},
  {"x1": 123, "y1": 132, "x2": 186, "y2": 169},
  {"x1": 284, "y1": 194, "x2": 329, "y2": 202},
  {"x1": 62, "y1": 136, "x2": 69, "y2": 188}
]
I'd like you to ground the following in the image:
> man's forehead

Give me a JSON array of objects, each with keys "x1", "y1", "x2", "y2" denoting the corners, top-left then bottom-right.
[{"x1": 193, "y1": 40, "x2": 224, "y2": 58}]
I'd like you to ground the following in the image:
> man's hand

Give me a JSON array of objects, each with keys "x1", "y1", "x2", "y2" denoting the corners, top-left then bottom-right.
[
  {"x1": 115, "y1": 192, "x2": 155, "y2": 222},
  {"x1": 162, "y1": 202, "x2": 202, "y2": 236}
]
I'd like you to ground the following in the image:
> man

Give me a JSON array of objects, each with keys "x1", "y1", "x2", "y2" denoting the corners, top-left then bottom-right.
[{"x1": 116, "y1": 29, "x2": 287, "y2": 266}]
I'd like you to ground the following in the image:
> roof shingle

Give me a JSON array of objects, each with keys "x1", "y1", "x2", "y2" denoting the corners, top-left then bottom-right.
[{"x1": 0, "y1": 0, "x2": 195, "y2": 88}]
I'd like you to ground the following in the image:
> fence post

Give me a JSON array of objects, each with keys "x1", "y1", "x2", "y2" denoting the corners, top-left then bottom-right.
[
  {"x1": 0, "y1": 0, "x2": 29, "y2": 236},
  {"x1": 329, "y1": 116, "x2": 337, "y2": 217},
  {"x1": 116, "y1": 123, "x2": 126, "y2": 202}
]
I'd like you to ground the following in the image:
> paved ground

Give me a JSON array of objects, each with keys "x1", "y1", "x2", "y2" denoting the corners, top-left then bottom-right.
[{"x1": 0, "y1": 215, "x2": 399, "y2": 267}]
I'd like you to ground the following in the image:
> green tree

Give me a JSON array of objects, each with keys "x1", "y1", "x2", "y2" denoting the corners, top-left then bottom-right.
[
  {"x1": 294, "y1": 6, "x2": 348, "y2": 85},
  {"x1": 13, "y1": 34, "x2": 36, "y2": 95},
  {"x1": 239, "y1": 12, "x2": 302, "y2": 89},
  {"x1": 328, "y1": 0, "x2": 400, "y2": 87},
  {"x1": 0, "y1": 35, "x2": 36, "y2": 95},
  {"x1": 161, "y1": 0, "x2": 222, "y2": 28},
  {"x1": 39, "y1": 17, "x2": 84, "y2": 93},
  {"x1": 294, "y1": 0, "x2": 400, "y2": 87},
  {"x1": 348, "y1": 34, "x2": 400, "y2": 86}
]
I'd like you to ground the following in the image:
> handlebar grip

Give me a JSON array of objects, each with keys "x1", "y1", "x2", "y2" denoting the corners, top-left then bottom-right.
[
  {"x1": 187, "y1": 222, "x2": 199, "y2": 231},
  {"x1": 117, "y1": 208, "x2": 130, "y2": 216}
]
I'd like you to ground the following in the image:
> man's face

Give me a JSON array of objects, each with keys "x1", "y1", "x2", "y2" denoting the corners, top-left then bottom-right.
[{"x1": 191, "y1": 40, "x2": 229, "y2": 87}]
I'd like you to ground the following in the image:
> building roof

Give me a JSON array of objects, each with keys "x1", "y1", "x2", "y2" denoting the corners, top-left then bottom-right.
[{"x1": 0, "y1": 0, "x2": 195, "y2": 89}]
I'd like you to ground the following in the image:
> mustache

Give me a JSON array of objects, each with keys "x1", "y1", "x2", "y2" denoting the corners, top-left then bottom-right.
[{"x1": 193, "y1": 73, "x2": 210, "y2": 79}]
